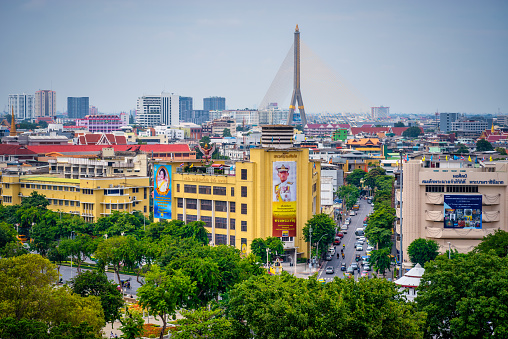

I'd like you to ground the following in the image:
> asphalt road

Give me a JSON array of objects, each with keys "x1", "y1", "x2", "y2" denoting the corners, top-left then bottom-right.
[{"x1": 318, "y1": 198, "x2": 373, "y2": 282}]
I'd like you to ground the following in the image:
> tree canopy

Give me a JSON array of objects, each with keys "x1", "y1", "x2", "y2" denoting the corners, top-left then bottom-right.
[
  {"x1": 473, "y1": 230, "x2": 508, "y2": 258},
  {"x1": 402, "y1": 126, "x2": 423, "y2": 138},
  {"x1": 476, "y1": 138, "x2": 494, "y2": 152},
  {"x1": 345, "y1": 169, "x2": 366, "y2": 187},
  {"x1": 407, "y1": 238, "x2": 439, "y2": 266},
  {"x1": 302, "y1": 214, "x2": 336, "y2": 258}
]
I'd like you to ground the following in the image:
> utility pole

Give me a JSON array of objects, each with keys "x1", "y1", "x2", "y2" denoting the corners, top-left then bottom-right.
[
  {"x1": 399, "y1": 149, "x2": 404, "y2": 278},
  {"x1": 309, "y1": 227, "x2": 312, "y2": 271}
]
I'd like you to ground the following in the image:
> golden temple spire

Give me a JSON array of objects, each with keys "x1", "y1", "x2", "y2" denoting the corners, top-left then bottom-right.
[
  {"x1": 491, "y1": 122, "x2": 495, "y2": 134},
  {"x1": 9, "y1": 106, "x2": 16, "y2": 136}
]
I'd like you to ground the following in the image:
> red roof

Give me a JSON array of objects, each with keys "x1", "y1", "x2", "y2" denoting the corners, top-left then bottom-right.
[
  {"x1": 305, "y1": 124, "x2": 350, "y2": 129},
  {"x1": 351, "y1": 127, "x2": 390, "y2": 135},
  {"x1": 390, "y1": 127, "x2": 410, "y2": 136},
  {"x1": 77, "y1": 133, "x2": 128, "y2": 145},
  {"x1": 0, "y1": 145, "x2": 38, "y2": 155},
  {"x1": 26, "y1": 144, "x2": 192, "y2": 155}
]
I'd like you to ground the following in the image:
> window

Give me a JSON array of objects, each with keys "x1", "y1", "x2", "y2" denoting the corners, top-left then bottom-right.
[
  {"x1": 144, "y1": 188, "x2": 147, "y2": 199},
  {"x1": 184, "y1": 185, "x2": 197, "y2": 193},
  {"x1": 241, "y1": 169, "x2": 247, "y2": 180},
  {"x1": 177, "y1": 198, "x2": 183, "y2": 208},
  {"x1": 144, "y1": 206, "x2": 147, "y2": 212},
  {"x1": 65, "y1": 200, "x2": 69, "y2": 206},
  {"x1": 186, "y1": 214, "x2": 197, "y2": 222},
  {"x1": 215, "y1": 234, "x2": 227, "y2": 245},
  {"x1": 64, "y1": 187, "x2": 69, "y2": 191},
  {"x1": 313, "y1": 183, "x2": 317, "y2": 193},
  {"x1": 70, "y1": 201, "x2": 75, "y2": 206},
  {"x1": 53, "y1": 186, "x2": 58, "y2": 190},
  {"x1": 281, "y1": 236, "x2": 294, "y2": 242},
  {"x1": 215, "y1": 201, "x2": 227, "y2": 212},
  {"x1": 177, "y1": 184, "x2": 180, "y2": 192},
  {"x1": 446, "y1": 186, "x2": 479, "y2": 193},
  {"x1": 20, "y1": 184, "x2": 24, "y2": 188},
  {"x1": 241, "y1": 203, "x2": 247, "y2": 214},
  {"x1": 201, "y1": 216, "x2": 213, "y2": 228},
  {"x1": 201, "y1": 200, "x2": 212, "y2": 211},
  {"x1": 59, "y1": 200, "x2": 64, "y2": 206},
  {"x1": 241, "y1": 238, "x2": 247, "y2": 249},
  {"x1": 3, "y1": 196, "x2": 12, "y2": 203},
  {"x1": 229, "y1": 202, "x2": 235, "y2": 213},
  {"x1": 76, "y1": 202, "x2": 80, "y2": 207},
  {"x1": 213, "y1": 186, "x2": 227, "y2": 195},
  {"x1": 230, "y1": 218, "x2": 236, "y2": 230},
  {"x1": 241, "y1": 221, "x2": 247, "y2": 232},
  {"x1": 207, "y1": 233, "x2": 213, "y2": 243},
  {"x1": 118, "y1": 204, "x2": 124, "y2": 209},
  {"x1": 82, "y1": 189, "x2": 93, "y2": 195},
  {"x1": 231, "y1": 187, "x2": 235, "y2": 197},
  {"x1": 230, "y1": 235, "x2": 235, "y2": 246},
  {"x1": 105, "y1": 188, "x2": 124, "y2": 195},
  {"x1": 132, "y1": 187, "x2": 139, "y2": 193},
  {"x1": 58, "y1": 186, "x2": 63, "y2": 191},
  {"x1": 241, "y1": 186, "x2": 247, "y2": 197},
  {"x1": 177, "y1": 214, "x2": 184, "y2": 221},
  {"x1": 186, "y1": 199, "x2": 197, "y2": 209},
  {"x1": 425, "y1": 185, "x2": 445, "y2": 193},
  {"x1": 105, "y1": 203, "x2": 110, "y2": 209},
  {"x1": 215, "y1": 217, "x2": 227, "y2": 229},
  {"x1": 199, "y1": 185, "x2": 211, "y2": 194}
]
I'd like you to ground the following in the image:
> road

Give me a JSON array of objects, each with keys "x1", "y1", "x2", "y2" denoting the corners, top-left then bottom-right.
[{"x1": 317, "y1": 198, "x2": 373, "y2": 282}]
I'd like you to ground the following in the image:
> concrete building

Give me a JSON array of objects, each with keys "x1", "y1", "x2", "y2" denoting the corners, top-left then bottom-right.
[
  {"x1": 67, "y1": 97, "x2": 89, "y2": 119},
  {"x1": 399, "y1": 159, "x2": 508, "y2": 264},
  {"x1": 76, "y1": 115, "x2": 122, "y2": 133},
  {"x1": 204, "y1": 96, "x2": 225, "y2": 111},
  {"x1": 35, "y1": 90, "x2": 56, "y2": 118},
  {"x1": 371, "y1": 106, "x2": 389, "y2": 119},
  {"x1": 224, "y1": 109, "x2": 259, "y2": 126},
  {"x1": 451, "y1": 120, "x2": 491, "y2": 135},
  {"x1": 258, "y1": 109, "x2": 289, "y2": 125},
  {"x1": 135, "y1": 93, "x2": 179, "y2": 127},
  {"x1": 160, "y1": 93, "x2": 179, "y2": 126},
  {"x1": 179, "y1": 97, "x2": 193, "y2": 120},
  {"x1": 8, "y1": 93, "x2": 34, "y2": 120},
  {"x1": 155, "y1": 147, "x2": 320, "y2": 259},
  {"x1": 1, "y1": 174, "x2": 150, "y2": 222},
  {"x1": 439, "y1": 113, "x2": 460, "y2": 132}
]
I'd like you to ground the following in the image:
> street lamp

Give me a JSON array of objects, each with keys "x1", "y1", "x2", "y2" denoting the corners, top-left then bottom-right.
[
  {"x1": 398, "y1": 149, "x2": 404, "y2": 278},
  {"x1": 448, "y1": 242, "x2": 451, "y2": 259},
  {"x1": 309, "y1": 227, "x2": 313, "y2": 270},
  {"x1": 315, "y1": 234, "x2": 327, "y2": 272},
  {"x1": 266, "y1": 248, "x2": 271, "y2": 272},
  {"x1": 70, "y1": 231, "x2": 75, "y2": 280}
]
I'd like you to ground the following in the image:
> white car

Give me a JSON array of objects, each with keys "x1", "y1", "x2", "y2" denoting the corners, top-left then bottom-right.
[
  {"x1": 350, "y1": 211, "x2": 355, "y2": 216},
  {"x1": 366, "y1": 245, "x2": 374, "y2": 251},
  {"x1": 356, "y1": 245, "x2": 363, "y2": 251}
]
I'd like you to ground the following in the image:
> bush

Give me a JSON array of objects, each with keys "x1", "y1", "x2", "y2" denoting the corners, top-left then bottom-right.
[{"x1": 141, "y1": 323, "x2": 171, "y2": 338}]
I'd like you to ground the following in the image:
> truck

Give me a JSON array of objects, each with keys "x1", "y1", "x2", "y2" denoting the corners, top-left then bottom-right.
[{"x1": 353, "y1": 204, "x2": 360, "y2": 211}]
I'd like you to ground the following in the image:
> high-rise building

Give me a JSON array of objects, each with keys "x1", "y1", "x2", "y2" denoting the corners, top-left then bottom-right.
[
  {"x1": 371, "y1": 106, "x2": 390, "y2": 119},
  {"x1": 439, "y1": 113, "x2": 460, "y2": 132},
  {"x1": 8, "y1": 93, "x2": 34, "y2": 120},
  {"x1": 179, "y1": 97, "x2": 193, "y2": 121},
  {"x1": 35, "y1": 90, "x2": 56, "y2": 118},
  {"x1": 135, "y1": 92, "x2": 180, "y2": 127},
  {"x1": 67, "y1": 97, "x2": 89, "y2": 119},
  {"x1": 89, "y1": 105, "x2": 98, "y2": 115},
  {"x1": 203, "y1": 96, "x2": 225, "y2": 111}
]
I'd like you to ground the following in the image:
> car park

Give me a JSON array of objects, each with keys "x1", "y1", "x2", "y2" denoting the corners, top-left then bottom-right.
[
  {"x1": 341, "y1": 263, "x2": 347, "y2": 271},
  {"x1": 356, "y1": 245, "x2": 363, "y2": 251},
  {"x1": 325, "y1": 266, "x2": 335, "y2": 274}
]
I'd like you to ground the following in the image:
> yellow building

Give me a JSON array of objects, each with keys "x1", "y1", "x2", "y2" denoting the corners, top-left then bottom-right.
[
  {"x1": 1, "y1": 175, "x2": 150, "y2": 222},
  {"x1": 155, "y1": 147, "x2": 320, "y2": 259}
]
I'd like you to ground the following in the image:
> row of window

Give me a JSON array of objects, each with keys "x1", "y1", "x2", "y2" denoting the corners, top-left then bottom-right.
[
  {"x1": 21, "y1": 183, "x2": 79, "y2": 192},
  {"x1": 177, "y1": 199, "x2": 246, "y2": 214},
  {"x1": 48, "y1": 199, "x2": 80, "y2": 207},
  {"x1": 178, "y1": 184, "x2": 248, "y2": 197},
  {"x1": 176, "y1": 214, "x2": 248, "y2": 232},
  {"x1": 425, "y1": 185, "x2": 479, "y2": 193}
]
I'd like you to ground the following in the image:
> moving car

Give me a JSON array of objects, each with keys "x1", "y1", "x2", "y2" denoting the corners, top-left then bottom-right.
[
  {"x1": 325, "y1": 266, "x2": 335, "y2": 274},
  {"x1": 325, "y1": 255, "x2": 332, "y2": 261},
  {"x1": 346, "y1": 266, "x2": 354, "y2": 274},
  {"x1": 350, "y1": 211, "x2": 355, "y2": 216},
  {"x1": 333, "y1": 237, "x2": 341, "y2": 245},
  {"x1": 317, "y1": 278, "x2": 326, "y2": 284},
  {"x1": 340, "y1": 225, "x2": 348, "y2": 233},
  {"x1": 351, "y1": 263, "x2": 359, "y2": 271},
  {"x1": 340, "y1": 263, "x2": 347, "y2": 271}
]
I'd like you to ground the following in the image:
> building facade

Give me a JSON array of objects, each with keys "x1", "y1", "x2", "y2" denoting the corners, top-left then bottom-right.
[
  {"x1": 399, "y1": 160, "x2": 508, "y2": 263},
  {"x1": 179, "y1": 97, "x2": 193, "y2": 120},
  {"x1": 76, "y1": 115, "x2": 122, "y2": 133},
  {"x1": 136, "y1": 95, "x2": 161, "y2": 127},
  {"x1": 204, "y1": 96, "x2": 226, "y2": 111},
  {"x1": 67, "y1": 97, "x2": 90, "y2": 119},
  {"x1": 1, "y1": 175, "x2": 150, "y2": 222},
  {"x1": 439, "y1": 113, "x2": 460, "y2": 132},
  {"x1": 8, "y1": 93, "x2": 34, "y2": 120},
  {"x1": 35, "y1": 90, "x2": 56, "y2": 118},
  {"x1": 155, "y1": 147, "x2": 320, "y2": 259}
]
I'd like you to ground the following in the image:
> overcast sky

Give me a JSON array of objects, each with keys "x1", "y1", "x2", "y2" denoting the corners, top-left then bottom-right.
[{"x1": 1, "y1": 0, "x2": 507, "y2": 115}]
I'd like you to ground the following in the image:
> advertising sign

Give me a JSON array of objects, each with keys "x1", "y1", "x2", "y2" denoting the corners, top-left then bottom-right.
[
  {"x1": 272, "y1": 161, "x2": 297, "y2": 237},
  {"x1": 154, "y1": 164, "x2": 172, "y2": 219},
  {"x1": 443, "y1": 195, "x2": 482, "y2": 229}
]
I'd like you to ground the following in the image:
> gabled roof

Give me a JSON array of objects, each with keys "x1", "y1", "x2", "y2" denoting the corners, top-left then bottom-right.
[
  {"x1": 77, "y1": 133, "x2": 128, "y2": 145},
  {"x1": 390, "y1": 127, "x2": 410, "y2": 136},
  {"x1": 26, "y1": 144, "x2": 192, "y2": 155},
  {"x1": 346, "y1": 138, "x2": 381, "y2": 146},
  {"x1": 351, "y1": 127, "x2": 390, "y2": 135},
  {"x1": 0, "y1": 145, "x2": 38, "y2": 155},
  {"x1": 305, "y1": 123, "x2": 350, "y2": 129}
]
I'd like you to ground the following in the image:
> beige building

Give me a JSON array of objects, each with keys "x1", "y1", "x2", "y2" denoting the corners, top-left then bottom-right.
[{"x1": 399, "y1": 160, "x2": 507, "y2": 261}]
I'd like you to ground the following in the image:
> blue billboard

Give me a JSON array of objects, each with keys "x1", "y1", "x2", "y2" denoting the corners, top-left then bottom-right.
[
  {"x1": 154, "y1": 164, "x2": 172, "y2": 219},
  {"x1": 444, "y1": 195, "x2": 482, "y2": 229}
]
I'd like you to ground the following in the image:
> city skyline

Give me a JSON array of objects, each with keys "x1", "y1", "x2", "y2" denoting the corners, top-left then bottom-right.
[{"x1": 1, "y1": 0, "x2": 507, "y2": 115}]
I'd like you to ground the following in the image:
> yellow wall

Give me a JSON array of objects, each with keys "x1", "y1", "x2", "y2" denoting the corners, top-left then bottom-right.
[{"x1": 1, "y1": 175, "x2": 150, "y2": 222}]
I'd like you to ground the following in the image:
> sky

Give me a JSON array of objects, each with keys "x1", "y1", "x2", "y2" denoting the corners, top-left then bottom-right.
[{"x1": 1, "y1": 0, "x2": 507, "y2": 115}]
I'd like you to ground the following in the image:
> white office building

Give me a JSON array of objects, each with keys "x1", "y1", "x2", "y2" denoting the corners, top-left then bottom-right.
[
  {"x1": 135, "y1": 93, "x2": 179, "y2": 127},
  {"x1": 9, "y1": 93, "x2": 34, "y2": 120}
]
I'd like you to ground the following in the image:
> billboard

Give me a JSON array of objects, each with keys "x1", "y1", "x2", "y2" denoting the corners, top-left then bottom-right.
[
  {"x1": 443, "y1": 195, "x2": 482, "y2": 229},
  {"x1": 154, "y1": 164, "x2": 172, "y2": 219},
  {"x1": 272, "y1": 161, "x2": 297, "y2": 237}
]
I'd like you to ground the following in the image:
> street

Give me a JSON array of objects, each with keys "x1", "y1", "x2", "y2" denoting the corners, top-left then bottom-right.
[{"x1": 317, "y1": 198, "x2": 373, "y2": 281}]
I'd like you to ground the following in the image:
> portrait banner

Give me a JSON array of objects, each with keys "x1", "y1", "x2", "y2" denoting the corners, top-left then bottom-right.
[
  {"x1": 444, "y1": 195, "x2": 482, "y2": 229},
  {"x1": 154, "y1": 164, "x2": 172, "y2": 219},
  {"x1": 272, "y1": 161, "x2": 297, "y2": 237}
]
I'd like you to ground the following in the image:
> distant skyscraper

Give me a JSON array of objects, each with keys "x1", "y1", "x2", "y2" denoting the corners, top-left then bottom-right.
[
  {"x1": 161, "y1": 93, "x2": 180, "y2": 126},
  {"x1": 67, "y1": 97, "x2": 90, "y2": 119},
  {"x1": 89, "y1": 105, "x2": 98, "y2": 115},
  {"x1": 136, "y1": 92, "x2": 180, "y2": 127},
  {"x1": 203, "y1": 97, "x2": 225, "y2": 111},
  {"x1": 179, "y1": 96, "x2": 193, "y2": 121},
  {"x1": 440, "y1": 113, "x2": 460, "y2": 132},
  {"x1": 8, "y1": 93, "x2": 34, "y2": 120},
  {"x1": 35, "y1": 90, "x2": 56, "y2": 118},
  {"x1": 371, "y1": 106, "x2": 389, "y2": 119}
]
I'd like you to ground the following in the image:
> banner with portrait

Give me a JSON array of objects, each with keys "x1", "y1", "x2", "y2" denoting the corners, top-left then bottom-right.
[
  {"x1": 154, "y1": 164, "x2": 172, "y2": 219},
  {"x1": 444, "y1": 195, "x2": 482, "y2": 229},
  {"x1": 272, "y1": 161, "x2": 297, "y2": 237}
]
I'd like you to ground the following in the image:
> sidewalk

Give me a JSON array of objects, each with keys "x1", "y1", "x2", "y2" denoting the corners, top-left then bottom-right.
[{"x1": 279, "y1": 261, "x2": 320, "y2": 279}]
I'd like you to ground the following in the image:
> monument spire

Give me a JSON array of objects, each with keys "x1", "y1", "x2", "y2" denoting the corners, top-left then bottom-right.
[
  {"x1": 287, "y1": 24, "x2": 307, "y2": 127},
  {"x1": 9, "y1": 106, "x2": 17, "y2": 137}
]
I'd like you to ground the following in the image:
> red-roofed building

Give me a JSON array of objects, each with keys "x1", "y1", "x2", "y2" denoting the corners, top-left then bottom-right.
[
  {"x1": 389, "y1": 126, "x2": 424, "y2": 136},
  {"x1": 350, "y1": 126, "x2": 390, "y2": 137},
  {"x1": 0, "y1": 145, "x2": 38, "y2": 162},
  {"x1": 304, "y1": 123, "x2": 350, "y2": 137},
  {"x1": 77, "y1": 133, "x2": 128, "y2": 145}
]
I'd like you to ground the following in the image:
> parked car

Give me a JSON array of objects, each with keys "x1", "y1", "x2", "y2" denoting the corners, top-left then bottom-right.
[
  {"x1": 337, "y1": 232, "x2": 344, "y2": 238},
  {"x1": 364, "y1": 264, "x2": 371, "y2": 271},
  {"x1": 351, "y1": 263, "x2": 359, "y2": 271},
  {"x1": 361, "y1": 270, "x2": 369, "y2": 278},
  {"x1": 350, "y1": 211, "x2": 355, "y2": 216},
  {"x1": 325, "y1": 266, "x2": 335, "y2": 274},
  {"x1": 333, "y1": 237, "x2": 341, "y2": 245},
  {"x1": 325, "y1": 255, "x2": 332, "y2": 261},
  {"x1": 346, "y1": 266, "x2": 354, "y2": 274},
  {"x1": 356, "y1": 245, "x2": 364, "y2": 251},
  {"x1": 340, "y1": 225, "x2": 348, "y2": 233},
  {"x1": 341, "y1": 263, "x2": 347, "y2": 271}
]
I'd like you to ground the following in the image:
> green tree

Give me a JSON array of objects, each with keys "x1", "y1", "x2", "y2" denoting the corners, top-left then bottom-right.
[
  {"x1": 47, "y1": 244, "x2": 69, "y2": 276},
  {"x1": 222, "y1": 128, "x2": 232, "y2": 137},
  {"x1": 473, "y1": 230, "x2": 508, "y2": 258},
  {"x1": 336, "y1": 184, "x2": 360, "y2": 210},
  {"x1": 250, "y1": 237, "x2": 284, "y2": 263},
  {"x1": 495, "y1": 147, "x2": 507, "y2": 155},
  {"x1": 94, "y1": 236, "x2": 131, "y2": 285},
  {"x1": 407, "y1": 238, "x2": 439, "y2": 266},
  {"x1": 173, "y1": 307, "x2": 233, "y2": 339},
  {"x1": 476, "y1": 138, "x2": 494, "y2": 152},
  {"x1": 417, "y1": 252, "x2": 508, "y2": 338},
  {"x1": 456, "y1": 143, "x2": 469, "y2": 154},
  {"x1": 302, "y1": 214, "x2": 336, "y2": 258},
  {"x1": 402, "y1": 126, "x2": 423, "y2": 138},
  {"x1": 345, "y1": 169, "x2": 366, "y2": 187},
  {"x1": 394, "y1": 122, "x2": 405, "y2": 127},
  {"x1": 70, "y1": 270, "x2": 124, "y2": 327},
  {"x1": 119, "y1": 309, "x2": 144, "y2": 339},
  {"x1": 369, "y1": 247, "x2": 392, "y2": 276},
  {"x1": 21, "y1": 191, "x2": 50, "y2": 209},
  {"x1": 363, "y1": 167, "x2": 387, "y2": 190},
  {"x1": 60, "y1": 235, "x2": 97, "y2": 274},
  {"x1": 138, "y1": 266, "x2": 196, "y2": 339},
  {"x1": 0, "y1": 317, "x2": 101, "y2": 339},
  {"x1": 0, "y1": 222, "x2": 17, "y2": 252},
  {"x1": 161, "y1": 220, "x2": 209, "y2": 245},
  {"x1": 29, "y1": 211, "x2": 60, "y2": 257}
]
